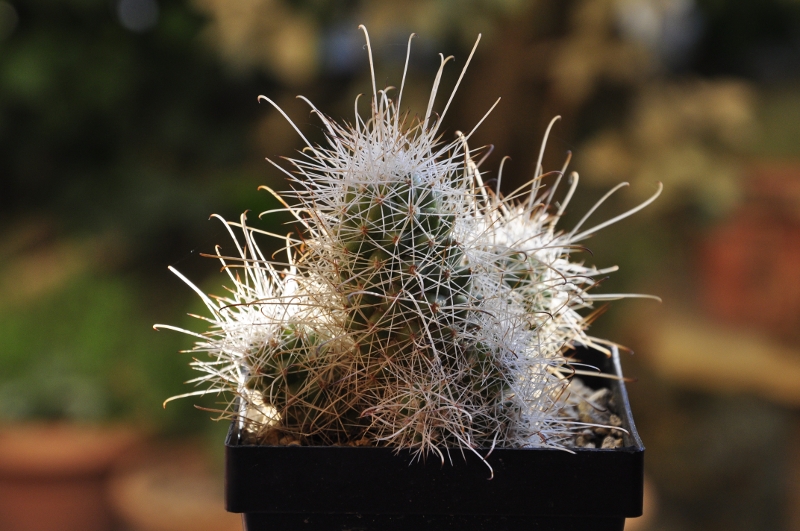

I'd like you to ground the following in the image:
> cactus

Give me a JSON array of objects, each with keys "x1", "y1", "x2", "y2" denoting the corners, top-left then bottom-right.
[{"x1": 156, "y1": 28, "x2": 661, "y2": 466}]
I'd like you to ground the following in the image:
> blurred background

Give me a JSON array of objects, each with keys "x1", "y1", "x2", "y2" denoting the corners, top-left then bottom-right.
[{"x1": 1, "y1": 0, "x2": 799, "y2": 530}]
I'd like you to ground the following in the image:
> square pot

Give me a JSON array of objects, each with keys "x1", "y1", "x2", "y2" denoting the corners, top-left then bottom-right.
[{"x1": 225, "y1": 347, "x2": 644, "y2": 531}]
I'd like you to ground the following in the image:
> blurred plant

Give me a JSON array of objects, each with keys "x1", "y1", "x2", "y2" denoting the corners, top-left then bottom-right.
[
  {"x1": 191, "y1": 0, "x2": 320, "y2": 85},
  {"x1": 191, "y1": 0, "x2": 529, "y2": 83},
  {"x1": 0, "y1": 359, "x2": 109, "y2": 421},
  {"x1": 614, "y1": 0, "x2": 703, "y2": 69},
  {"x1": 547, "y1": 0, "x2": 654, "y2": 109},
  {"x1": 0, "y1": 0, "x2": 277, "y2": 264},
  {"x1": 0, "y1": 221, "x2": 201, "y2": 430},
  {"x1": 159, "y1": 29, "x2": 660, "y2": 467},
  {"x1": 581, "y1": 79, "x2": 756, "y2": 217}
]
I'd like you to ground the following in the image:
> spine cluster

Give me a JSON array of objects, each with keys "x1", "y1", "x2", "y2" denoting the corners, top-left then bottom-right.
[{"x1": 157, "y1": 28, "x2": 660, "y2": 465}]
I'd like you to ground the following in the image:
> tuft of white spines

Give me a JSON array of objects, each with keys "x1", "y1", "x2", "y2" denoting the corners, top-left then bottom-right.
[{"x1": 156, "y1": 27, "x2": 661, "y2": 468}]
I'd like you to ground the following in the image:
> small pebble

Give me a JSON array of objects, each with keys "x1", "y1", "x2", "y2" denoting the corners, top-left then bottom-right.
[
  {"x1": 577, "y1": 401, "x2": 592, "y2": 415},
  {"x1": 263, "y1": 430, "x2": 281, "y2": 445},
  {"x1": 560, "y1": 378, "x2": 627, "y2": 450}
]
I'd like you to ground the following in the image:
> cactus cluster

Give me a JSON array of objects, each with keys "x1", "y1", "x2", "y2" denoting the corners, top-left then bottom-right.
[{"x1": 157, "y1": 28, "x2": 660, "y2": 465}]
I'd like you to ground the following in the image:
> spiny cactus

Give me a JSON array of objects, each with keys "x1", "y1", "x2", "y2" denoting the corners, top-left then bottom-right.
[{"x1": 156, "y1": 28, "x2": 661, "y2": 466}]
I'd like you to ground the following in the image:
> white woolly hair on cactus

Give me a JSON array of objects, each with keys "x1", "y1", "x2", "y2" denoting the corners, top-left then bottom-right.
[{"x1": 155, "y1": 27, "x2": 662, "y2": 471}]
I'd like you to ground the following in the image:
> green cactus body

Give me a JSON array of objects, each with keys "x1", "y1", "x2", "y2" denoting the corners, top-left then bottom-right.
[
  {"x1": 159, "y1": 29, "x2": 661, "y2": 463},
  {"x1": 330, "y1": 173, "x2": 499, "y2": 446},
  {"x1": 244, "y1": 325, "x2": 343, "y2": 439}
]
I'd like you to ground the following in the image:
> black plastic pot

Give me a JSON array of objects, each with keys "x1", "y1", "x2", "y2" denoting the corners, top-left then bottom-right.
[{"x1": 225, "y1": 347, "x2": 644, "y2": 531}]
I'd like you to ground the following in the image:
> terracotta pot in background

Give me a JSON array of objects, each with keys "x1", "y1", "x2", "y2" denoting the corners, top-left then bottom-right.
[
  {"x1": 0, "y1": 423, "x2": 141, "y2": 531},
  {"x1": 109, "y1": 442, "x2": 241, "y2": 531},
  {"x1": 699, "y1": 162, "x2": 800, "y2": 342}
]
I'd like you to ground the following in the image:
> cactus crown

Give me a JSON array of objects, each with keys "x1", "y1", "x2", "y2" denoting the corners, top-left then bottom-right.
[{"x1": 157, "y1": 28, "x2": 661, "y2": 467}]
